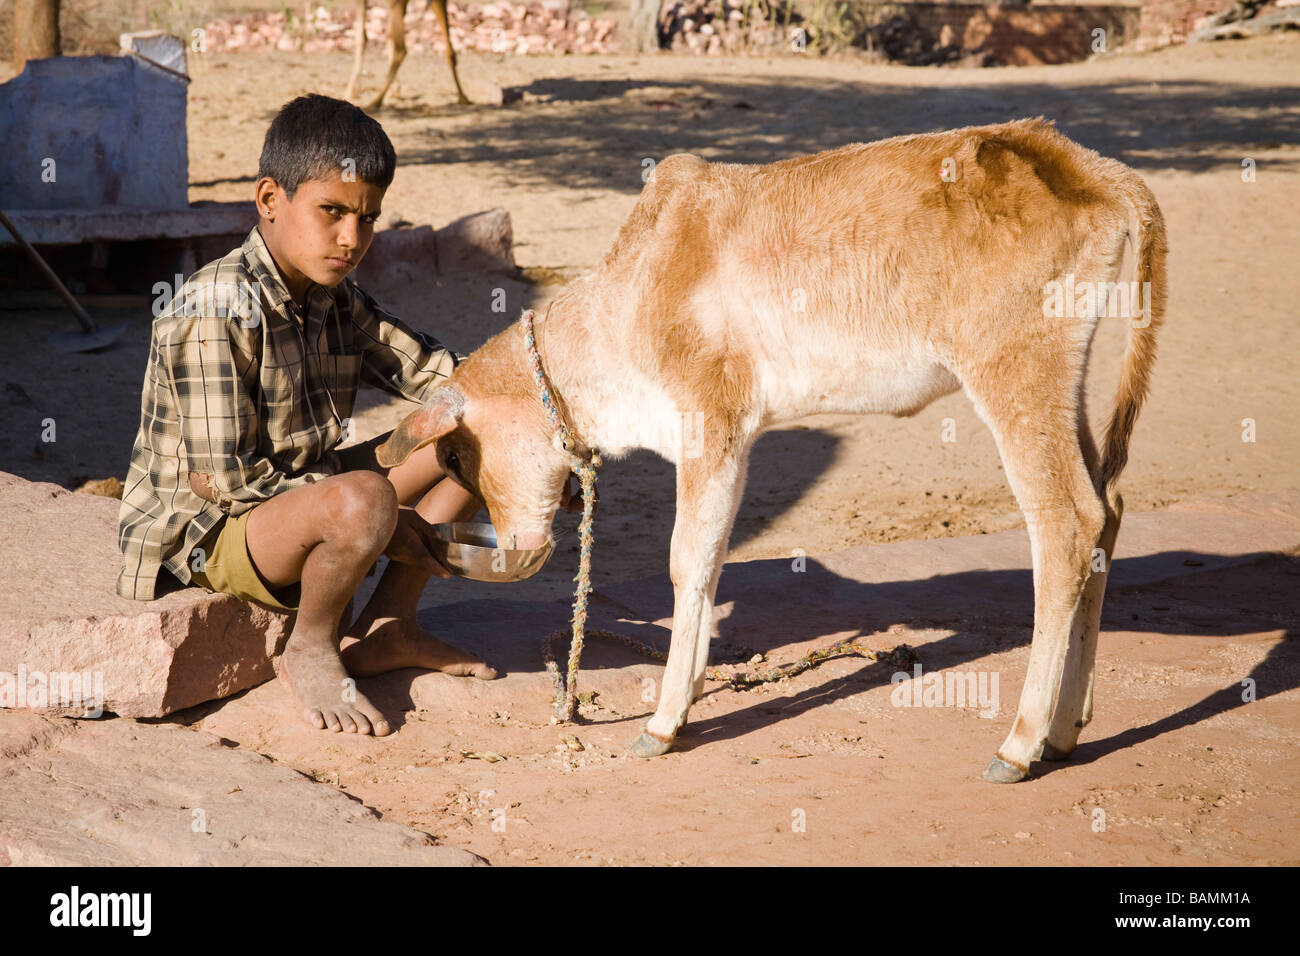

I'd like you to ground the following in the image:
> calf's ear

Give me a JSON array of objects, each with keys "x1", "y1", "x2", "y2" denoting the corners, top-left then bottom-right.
[{"x1": 375, "y1": 387, "x2": 465, "y2": 468}]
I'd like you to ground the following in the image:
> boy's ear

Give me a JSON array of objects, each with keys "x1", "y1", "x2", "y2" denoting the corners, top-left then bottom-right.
[
  {"x1": 375, "y1": 387, "x2": 464, "y2": 468},
  {"x1": 254, "y1": 176, "x2": 290, "y2": 221}
]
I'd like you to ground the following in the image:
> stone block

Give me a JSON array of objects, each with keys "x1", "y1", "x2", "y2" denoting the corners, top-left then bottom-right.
[
  {"x1": 0, "y1": 55, "x2": 188, "y2": 211},
  {"x1": 0, "y1": 472, "x2": 291, "y2": 719}
]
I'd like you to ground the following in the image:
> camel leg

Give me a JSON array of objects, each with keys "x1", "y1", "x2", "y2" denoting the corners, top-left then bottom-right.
[
  {"x1": 366, "y1": 0, "x2": 408, "y2": 110},
  {"x1": 431, "y1": 0, "x2": 471, "y2": 105},
  {"x1": 345, "y1": 0, "x2": 368, "y2": 101}
]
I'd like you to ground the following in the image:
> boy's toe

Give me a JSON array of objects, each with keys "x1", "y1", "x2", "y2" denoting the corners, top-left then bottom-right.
[
  {"x1": 355, "y1": 698, "x2": 391, "y2": 736},
  {"x1": 434, "y1": 659, "x2": 497, "y2": 680}
]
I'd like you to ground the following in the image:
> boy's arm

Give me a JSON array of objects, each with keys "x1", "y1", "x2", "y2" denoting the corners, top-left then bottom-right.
[
  {"x1": 164, "y1": 313, "x2": 331, "y2": 512},
  {"x1": 346, "y1": 280, "x2": 464, "y2": 404}
]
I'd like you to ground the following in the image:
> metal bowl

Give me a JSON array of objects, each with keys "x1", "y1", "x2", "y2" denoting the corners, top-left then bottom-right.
[{"x1": 429, "y1": 522, "x2": 554, "y2": 583}]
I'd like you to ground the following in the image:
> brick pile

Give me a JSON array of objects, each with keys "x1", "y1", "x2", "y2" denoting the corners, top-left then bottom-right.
[{"x1": 195, "y1": 0, "x2": 620, "y2": 55}]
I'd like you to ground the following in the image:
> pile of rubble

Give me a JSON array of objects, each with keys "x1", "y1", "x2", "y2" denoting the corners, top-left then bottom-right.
[
  {"x1": 1128, "y1": 0, "x2": 1298, "y2": 51},
  {"x1": 657, "y1": 0, "x2": 954, "y2": 61},
  {"x1": 196, "y1": 0, "x2": 620, "y2": 56},
  {"x1": 1187, "y1": 0, "x2": 1300, "y2": 40},
  {"x1": 657, "y1": 0, "x2": 909, "y2": 57},
  {"x1": 662, "y1": 0, "x2": 1300, "y2": 60},
  {"x1": 657, "y1": 0, "x2": 810, "y2": 55}
]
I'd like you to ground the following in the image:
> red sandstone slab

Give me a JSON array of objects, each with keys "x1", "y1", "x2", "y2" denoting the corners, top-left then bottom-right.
[
  {"x1": 0, "y1": 712, "x2": 484, "y2": 866},
  {"x1": 0, "y1": 472, "x2": 292, "y2": 719}
]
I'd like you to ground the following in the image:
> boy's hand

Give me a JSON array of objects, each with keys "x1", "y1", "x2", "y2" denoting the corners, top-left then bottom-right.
[
  {"x1": 560, "y1": 475, "x2": 598, "y2": 516},
  {"x1": 384, "y1": 507, "x2": 453, "y2": 579}
]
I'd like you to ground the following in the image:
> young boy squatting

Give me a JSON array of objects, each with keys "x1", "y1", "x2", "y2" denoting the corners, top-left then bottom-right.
[{"x1": 117, "y1": 94, "x2": 523, "y2": 736}]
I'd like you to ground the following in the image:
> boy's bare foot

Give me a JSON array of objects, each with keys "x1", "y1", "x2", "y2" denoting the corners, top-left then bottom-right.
[
  {"x1": 340, "y1": 615, "x2": 498, "y2": 680},
  {"x1": 280, "y1": 637, "x2": 392, "y2": 736}
]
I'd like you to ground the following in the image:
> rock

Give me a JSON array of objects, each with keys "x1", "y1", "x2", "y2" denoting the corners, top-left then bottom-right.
[
  {"x1": 462, "y1": 76, "x2": 509, "y2": 105},
  {"x1": 353, "y1": 209, "x2": 516, "y2": 292},
  {"x1": 0, "y1": 712, "x2": 485, "y2": 865},
  {"x1": 354, "y1": 224, "x2": 440, "y2": 290},
  {"x1": 0, "y1": 471, "x2": 293, "y2": 719},
  {"x1": 436, "y1": 208, "x2": 516, "y2": 273}
]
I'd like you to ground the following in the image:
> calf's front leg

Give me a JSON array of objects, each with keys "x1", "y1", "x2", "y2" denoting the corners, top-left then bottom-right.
[{"x1": 630, "y1": 438, "x2": 752, "y2": 757}]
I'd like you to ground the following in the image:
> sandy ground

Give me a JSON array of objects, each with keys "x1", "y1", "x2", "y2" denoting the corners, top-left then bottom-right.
[
  {"x1": 167, "y1": 493, "x2": 1299, "y2": 867},
  {"x1": 3, "y1": 34, "x2": 1298, "y2": 865}
]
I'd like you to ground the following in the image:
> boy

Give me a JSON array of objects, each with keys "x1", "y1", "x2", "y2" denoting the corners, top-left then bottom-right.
[{"x1": 117, "y1": 94, "x2": 500, "y2": 737}]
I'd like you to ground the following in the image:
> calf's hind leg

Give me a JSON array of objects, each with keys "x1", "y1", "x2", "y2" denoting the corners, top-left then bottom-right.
[
  {"x1": 964, "y1": 369, "x2": 1108, "y2": 783},
  {"x1": 1042, "y1": 411, "x2": 1124, "y2": 760}
]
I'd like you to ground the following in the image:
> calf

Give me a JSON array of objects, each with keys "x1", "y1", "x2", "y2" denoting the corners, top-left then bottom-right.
[{"x1": 376, "y1": 117, "x2": 1167, "y2": 782}]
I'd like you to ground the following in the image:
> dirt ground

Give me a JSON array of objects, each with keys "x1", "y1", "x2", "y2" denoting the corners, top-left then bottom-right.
[{"x1": 3, "y1": 33, "x2": 1298, "y2": 865}]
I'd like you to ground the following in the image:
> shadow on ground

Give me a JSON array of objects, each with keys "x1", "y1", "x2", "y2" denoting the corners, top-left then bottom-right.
[
  {"x1": 470, "y1": 547, "x2": 1299, "y2": 778},
  {"x1": 390, "y1": 76, "x2": 1300, "y2": 187}
]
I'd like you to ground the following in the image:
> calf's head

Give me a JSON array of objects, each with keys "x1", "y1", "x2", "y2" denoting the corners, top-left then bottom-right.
[{"x1": 374, "y1": 377, "x2": 572, "y2": 551}]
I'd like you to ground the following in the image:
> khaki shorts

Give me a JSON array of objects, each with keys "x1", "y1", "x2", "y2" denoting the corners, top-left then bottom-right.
[
  {"x1": 184, "y1": 444, "x2": 386, "y2": 612},
  {"x1": 186, "y1": 508, "x2": 379, "y2": 613},
  {"x1": 187, "y1": 508, "x2": 303, "y2": 613}
]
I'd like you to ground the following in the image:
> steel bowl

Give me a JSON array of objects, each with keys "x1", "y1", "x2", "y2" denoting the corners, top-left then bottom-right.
[{"x1": 429, "y1": 522, "x2": 554, "y2": 583}]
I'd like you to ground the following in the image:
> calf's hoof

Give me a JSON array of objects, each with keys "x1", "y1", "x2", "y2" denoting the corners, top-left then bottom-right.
[
  {"x1": 628, "y1": 731, "x2": 674, "y2": 758},
  {"x1": 981, "y1": 755, "x2": 1028, "y2": 784}
]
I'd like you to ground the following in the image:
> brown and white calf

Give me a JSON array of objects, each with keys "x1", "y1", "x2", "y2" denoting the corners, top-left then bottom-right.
[{"x1": 376, "y1": 117, "x2": 1167, "y2": 782}]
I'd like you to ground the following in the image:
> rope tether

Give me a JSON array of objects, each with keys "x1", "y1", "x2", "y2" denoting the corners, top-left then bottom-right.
[{"x1": 521, "y1": 308, "x2": 604, "y2": 721}]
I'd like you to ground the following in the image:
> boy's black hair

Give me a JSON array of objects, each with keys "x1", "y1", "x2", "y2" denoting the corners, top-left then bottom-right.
[{"x1": 257, "y1": 94, "x2": 397, "y2": 198}]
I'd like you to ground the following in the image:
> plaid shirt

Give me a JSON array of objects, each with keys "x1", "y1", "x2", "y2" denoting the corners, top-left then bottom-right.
[{"x1": 116, "y1": 225, "x2": 461, "y2": 601}]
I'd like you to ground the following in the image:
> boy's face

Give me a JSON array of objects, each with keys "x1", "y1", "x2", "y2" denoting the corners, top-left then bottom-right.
[{"x1": 255, "y1": 170, "x2": 385, "y2": 303}]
